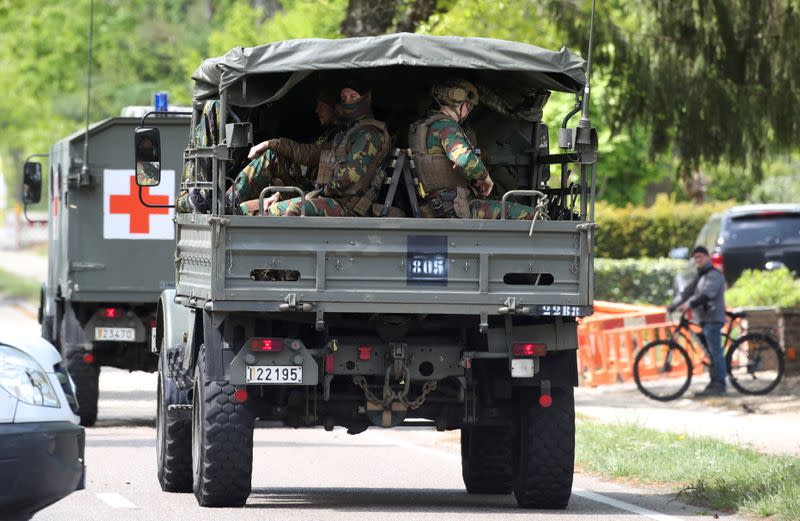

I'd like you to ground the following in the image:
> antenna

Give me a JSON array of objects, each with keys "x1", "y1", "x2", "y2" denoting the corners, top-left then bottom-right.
[
  {"x1": 577, "y1": 0, "x2": 597, "y2": 140},
  {"x1": 81, "y1": 0, "x2": 95, "y2": 179}
]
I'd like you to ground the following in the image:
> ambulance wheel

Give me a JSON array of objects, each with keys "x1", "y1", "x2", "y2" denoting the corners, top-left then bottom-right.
[{"x1": 65, "y1": 346, "x2": 99, "y2": 427}]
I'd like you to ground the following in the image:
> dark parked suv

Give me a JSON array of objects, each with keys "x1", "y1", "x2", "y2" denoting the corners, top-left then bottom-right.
[{"x1": 694, "y1": 204, "x2": 800, "y2": 285}]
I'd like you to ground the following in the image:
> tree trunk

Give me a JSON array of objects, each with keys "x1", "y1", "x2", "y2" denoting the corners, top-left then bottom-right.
[
  {"x1": 341, "y1": 0, "x2": 396, "y2": 37},
  {"x1": 393, "y1": 0, "x2": 437, "y2": 33}
]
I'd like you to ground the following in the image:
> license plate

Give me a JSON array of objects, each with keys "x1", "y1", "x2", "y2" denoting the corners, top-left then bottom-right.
[
  {"x1": 94, "y1": 327, "x2": 136, "y2": 341},
  {"x1": 246, "y1": 365, "x2": 303, "y2": 384}
]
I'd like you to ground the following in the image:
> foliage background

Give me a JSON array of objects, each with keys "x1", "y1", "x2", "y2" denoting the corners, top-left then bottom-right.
[
  {"x1": 2, "y1": 0, "x2": 797, "y2": 210},
  {"x1": 594, "y1": 258, "x2": 687, "y2": 305}
]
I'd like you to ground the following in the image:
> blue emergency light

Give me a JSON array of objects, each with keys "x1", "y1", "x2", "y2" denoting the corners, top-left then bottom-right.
[{"x1": 154, "y1": 92, "x2": 169, "y2": 112}]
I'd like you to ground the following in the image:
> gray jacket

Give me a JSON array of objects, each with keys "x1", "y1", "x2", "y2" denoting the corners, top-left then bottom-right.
[{"x1": 672, "y1": 264, "x2": 726, "y2": 324}]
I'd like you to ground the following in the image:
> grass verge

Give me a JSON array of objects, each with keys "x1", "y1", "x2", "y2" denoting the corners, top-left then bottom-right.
[
  {"x1": 576, "y1": 419, "x2": 800, "y2": 520},
  {"x1": 0, "y1": 266, "x2": 40, "y2": 302}
]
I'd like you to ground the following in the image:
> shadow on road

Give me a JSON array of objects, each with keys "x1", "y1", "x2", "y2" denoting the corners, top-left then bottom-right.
[
  {"x1": 244, "y1": 486, "x2": 678, "y2": 516},
  {"x1": 92, "y1": 417, "x2": 156, "y2": 428}
]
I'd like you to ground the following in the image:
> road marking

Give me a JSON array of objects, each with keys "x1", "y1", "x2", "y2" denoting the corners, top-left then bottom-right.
[
  {"x1": 96, "y1": 492, "x2": 137, "y2": 509},
  {"x1": 372, "y1": 433, "x2": 685, "y2": 520},
  {"x1": 573, "y1": 489, "x2": 684, "y2": 521},
  {"x1": 11, "y1": 303, "x2": 37, "y2": 320}
]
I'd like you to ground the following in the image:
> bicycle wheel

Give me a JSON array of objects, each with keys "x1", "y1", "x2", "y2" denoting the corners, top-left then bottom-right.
[
  {"x1": 726, "y1": 333, "x2": 785, "y2": 395},
  {"x1": 634, "y1": 340, "x2": 693, "y2": 401}
]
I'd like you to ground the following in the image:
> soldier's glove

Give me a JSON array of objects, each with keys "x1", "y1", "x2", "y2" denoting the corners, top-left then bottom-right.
[
  {"x1": 188, "y1": 188, "x2": 210, "y2": 214},
  {"x1": 304, "y1": 189, "x2": 322, "y2": 201},
  {"x1": 666, "y1": 304, "x2": 677, "y2": 313}
]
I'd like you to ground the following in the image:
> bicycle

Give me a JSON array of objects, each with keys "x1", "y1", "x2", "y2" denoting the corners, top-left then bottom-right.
[{"x1": 633, "y1": 310, "x2": 785, "y2": 401}]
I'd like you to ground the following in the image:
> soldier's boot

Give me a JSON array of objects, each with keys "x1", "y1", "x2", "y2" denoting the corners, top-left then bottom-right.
[
  {"x1": 188, "y1": 188, "x2": 211, "y2": 214},
  {"x1": 223, "y1": 190, "x2": 243, "y2": 215}
]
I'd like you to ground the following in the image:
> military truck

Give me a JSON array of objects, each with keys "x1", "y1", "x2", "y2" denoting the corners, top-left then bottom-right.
[
  {"x1": 23, "y1": 114, "x2": 190, "y2": 426},
  {"x1": 138, "y1": 34, "x2": 597, "y2": 509}
]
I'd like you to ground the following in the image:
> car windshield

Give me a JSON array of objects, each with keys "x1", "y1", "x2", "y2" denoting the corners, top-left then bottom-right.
[{"x1": 723, "y1": 214, "x2": 800, "y2": 247}]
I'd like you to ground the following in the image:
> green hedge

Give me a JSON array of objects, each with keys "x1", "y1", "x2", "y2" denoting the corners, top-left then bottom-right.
[
  {"x1": 595, "y1": 258, "x2": 687, "y2": 306},
  {"x1": 594, "y1": 196, "x2": 736, "y2": 259},
  {"x1": 726, "y1": 268, "x2": 800, "y2": 308}
]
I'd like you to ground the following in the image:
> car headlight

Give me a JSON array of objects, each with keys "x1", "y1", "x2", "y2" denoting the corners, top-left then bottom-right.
[{"x1": 0, "y1": 344, "x2": 60, "y2": 407}]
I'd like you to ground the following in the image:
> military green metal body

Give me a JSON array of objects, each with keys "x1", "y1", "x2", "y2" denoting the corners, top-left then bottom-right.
[
  {"x1": 41, "y1": 116, "x2": 189, "y2": 369},
  {"x1": 174, "y1": 214, "x2": 593, "y2": 314}
]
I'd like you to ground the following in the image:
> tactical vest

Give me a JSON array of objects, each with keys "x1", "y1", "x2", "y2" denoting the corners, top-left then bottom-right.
[
  {"x1": 408, "y1": 113, "x2": 470, "y2": 192},
  {"x1": 316, "y1": 118, "x2": 390, "y2": 215}
]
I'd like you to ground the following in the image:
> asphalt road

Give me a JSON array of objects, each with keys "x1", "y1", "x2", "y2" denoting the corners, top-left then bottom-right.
[{"x1": 0, "y1": 303, "x2": 734, "y2": 521}]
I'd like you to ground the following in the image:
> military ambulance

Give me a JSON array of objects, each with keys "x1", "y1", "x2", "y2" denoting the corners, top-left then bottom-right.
[{"x1": 23, "y1": 109, "x2": 190, "y2": 426}]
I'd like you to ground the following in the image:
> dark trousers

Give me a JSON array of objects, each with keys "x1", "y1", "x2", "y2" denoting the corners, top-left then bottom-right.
[{"x1": 702, "y1": 321, "x2": 726, "y2": 387}]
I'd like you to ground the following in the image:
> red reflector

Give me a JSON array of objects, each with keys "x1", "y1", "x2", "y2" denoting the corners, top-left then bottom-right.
[
  {"x1": 358, "y1": 346, "x2": 373, "y2": 361},
  {"x1": 149, "y1": 319, "x2": 157, "y2": 329},
  {"x1": 512, "y1": 343, "x2": 547, "y2": 356},
  {"x1": 102, "y1": 307, "x2": 119, "y2": 318},
  {"x1": 83, "y1": 353, "x2": 95, "y2": 364},
  {"x1": 233, "y1": 388, "x2": 248, "y2": 403},
  {"x1": 711, "y1": 252, "x2": 724, "y2": 271},
  {"x1": 325, "y1": 354, "x2": 335, "y2": 373},
  {"x1": 539, "y1": 394, "x2": 553, "y2": 408},
  {"x1": 249, "y1": 338, "x2": 284, "y2": 352}
]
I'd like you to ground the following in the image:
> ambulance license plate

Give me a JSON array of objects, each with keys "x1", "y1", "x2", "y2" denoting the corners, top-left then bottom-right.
[
  {"x1": 246, "y1": 366, "x2": 303, "y2": 384},
  {"x1": 94, "y1": 327, "x2": 136, "y2": 342}
]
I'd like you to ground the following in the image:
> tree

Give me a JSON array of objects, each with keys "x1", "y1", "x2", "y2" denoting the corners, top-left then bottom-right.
[
  {"x1": 341, "y1": 0, "x2": 439, "y2": 36},
  {"x1": 607, "y1": 0, "x2": 800, "y2": 201}
]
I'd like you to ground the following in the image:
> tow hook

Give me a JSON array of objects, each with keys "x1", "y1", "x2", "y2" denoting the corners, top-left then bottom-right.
[{"x1": 279, "y1": 293, "x2": 313, "y2": 312}]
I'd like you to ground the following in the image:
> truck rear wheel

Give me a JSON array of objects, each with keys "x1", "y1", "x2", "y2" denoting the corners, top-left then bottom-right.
[
  {"x1": 192, "y1": 345, "x2": 254, "y2": 507},
  {"x1": 65, "y1": 346, "x2": 99, "y2": 427},
  {"x1": 461, "y1": 426, "x2": 512, "y2": 494},
  {"x1": 512, "y1": 386, "x2": 575, "y2": 509},
  {"x1": 156, "y1": 347, "x2": 192, "y2": 492}
]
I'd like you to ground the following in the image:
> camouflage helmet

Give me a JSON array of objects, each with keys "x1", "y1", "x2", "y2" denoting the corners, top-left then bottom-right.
[{"x1": 432, "y1": 79, "x2": 479, "y2": 108}]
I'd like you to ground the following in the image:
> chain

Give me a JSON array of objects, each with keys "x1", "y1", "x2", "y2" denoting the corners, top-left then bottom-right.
[
  {"x1": 529, "y1": 194, "x2": 550, "y2": 237},
  {"x1": 398, "y1": 381, "x2": 438, "y2": 410},
  {"x1": 353, "y1": 375, "x2": 393, "y2": 407},
  {"x1": 352, "y1": 367, "x2": 438, "y2": 410}
]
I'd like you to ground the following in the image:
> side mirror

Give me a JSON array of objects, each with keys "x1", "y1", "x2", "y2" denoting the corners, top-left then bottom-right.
[
  {"x1": 22, "y1": 161, "x2": 42, "y2": 204},
  {"x1": 135, "y1": 127, "x2": 161, "y2": 186},
  {"x1": 669, "y1": 247, "x2": 689, "y2": 260}
]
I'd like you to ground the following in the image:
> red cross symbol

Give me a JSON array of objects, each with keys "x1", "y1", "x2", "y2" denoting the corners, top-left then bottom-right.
[{"x1": 109, "y1": 176, "x2": 169, "y2": 234}]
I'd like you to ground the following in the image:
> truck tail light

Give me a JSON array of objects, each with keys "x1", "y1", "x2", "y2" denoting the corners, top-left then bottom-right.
[
  {"x1": 101, "y1": 307, "x2": 120, "y2": 318},
  {"x1": 711, "y1": 252, "x2": 724, "y2": 271},
  {"x1": 249, "y1": 338, "x2": 284, "y2": 352},
  {"x1": 512, "y1": 343, "x2": 547, "y2": 357}
]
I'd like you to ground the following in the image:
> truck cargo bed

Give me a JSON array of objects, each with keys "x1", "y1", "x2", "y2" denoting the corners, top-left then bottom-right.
[{"x1": 175, "y1": 214, "x2": 594, "y2": 316}]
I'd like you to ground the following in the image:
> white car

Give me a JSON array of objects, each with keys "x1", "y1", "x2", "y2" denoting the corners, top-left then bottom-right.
[{"x1": 0, "y1": 333, "x2": 85, "y2": 514}]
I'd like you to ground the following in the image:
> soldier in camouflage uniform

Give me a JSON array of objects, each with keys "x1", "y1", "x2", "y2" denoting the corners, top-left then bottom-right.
[
  {"x1": 176, "y1": 100, "x2": 220, "y2": 213},
  {"x1": 136, "y1": 161, "x2": 160, "y2": 185},
  {"x1": 225, "y1": 92, "x2": 341, "y2": 215},
  {"x1": 409, "y1": 79, "x2": 536, "y2": 220},
  {"x1": 269, "y1": 82, "x2": 390, "y2": 217}
]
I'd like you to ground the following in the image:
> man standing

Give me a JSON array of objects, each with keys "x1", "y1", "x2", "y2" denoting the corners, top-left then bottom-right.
[
  {"x1": 408, "y1": 79, "x2": 536, "y2": 219},
  {"x1": 668, "y1": 246, "x2": 727, "y2": 396},
  {"x1": 269, "y1": 81, "x2": 390, "y2": 217}
]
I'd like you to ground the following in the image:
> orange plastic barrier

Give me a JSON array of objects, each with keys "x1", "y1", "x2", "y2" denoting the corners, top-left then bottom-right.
[{"x1": 577, "y1": 302, "x2": 706, "y2": 387}]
